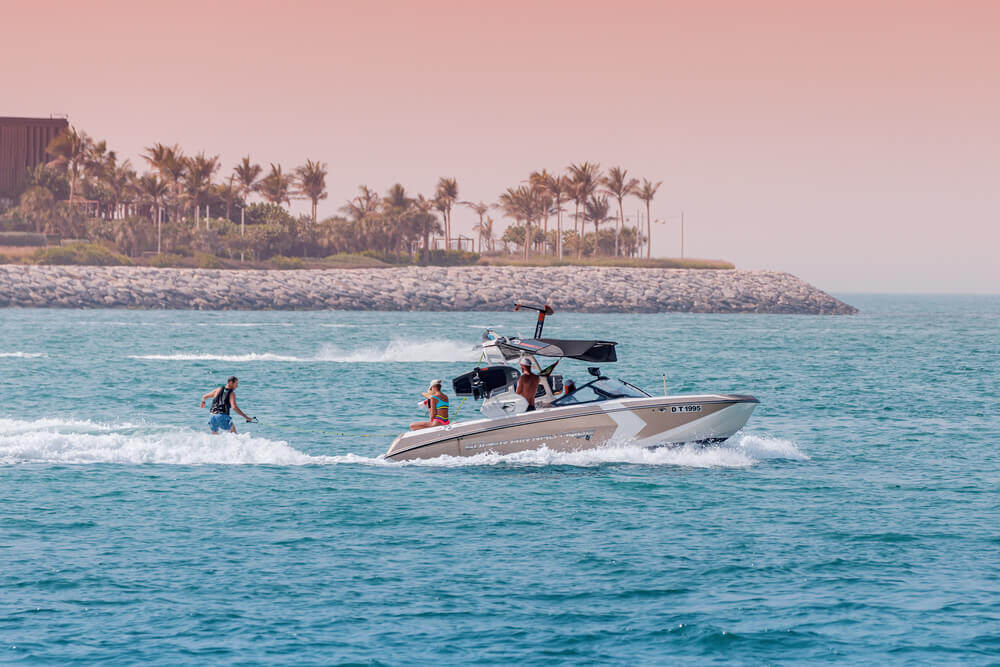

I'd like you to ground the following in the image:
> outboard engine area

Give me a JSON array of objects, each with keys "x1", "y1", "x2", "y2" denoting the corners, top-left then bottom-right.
[{"x1": 452, "y1": 365, "x2": 520, "y2": 400}]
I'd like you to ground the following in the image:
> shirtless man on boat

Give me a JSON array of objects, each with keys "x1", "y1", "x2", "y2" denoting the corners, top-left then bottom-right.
[{"x1": 515, "y1": 359, "x2": 541, "y2": 411}]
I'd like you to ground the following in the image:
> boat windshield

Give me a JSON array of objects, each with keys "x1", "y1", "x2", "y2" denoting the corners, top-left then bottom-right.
[{"x1": 553, "y1": 378, "x2": 649, "y2": 406}]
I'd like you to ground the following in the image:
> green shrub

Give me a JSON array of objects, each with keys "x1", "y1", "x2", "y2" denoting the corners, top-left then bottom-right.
[
  {"x1": 32, "y1": 243, "x2": 132, "y2": 266},
  {"x1": 476, "y1": 256, "x2": 735, "y2": 270},
  {"x1": 0, "y1": 253, "x2": 11, "y2": 264},
  {"x1": 419, "y1": 249, "x2": 479, "y2": 266},
  {"x1": 362, "y1": 249, "x2": 480, "y2": 266},
  {"x1": 270, "y1": 255, "x2": 306, "y2": 270},
  {"x1": 146, "y1": 253, "x2": 187, "y2": 268},
  {"x1": 194, "y1": 252, "x2": 224, "y2": 269},
  {"x1": 0, "y1": 231, "x2": 47, "y2": 247}
]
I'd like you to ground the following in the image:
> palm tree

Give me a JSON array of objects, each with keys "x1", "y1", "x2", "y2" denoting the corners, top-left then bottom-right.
[
  {"x1": 143, "y1": 143, "x2": 186, "y2": 222},
  {"x1": 218, "y1": 175, "x2": 239, "y2": 221},
  {"x1": 258, "y1": 163, "x2": 294, "y2": 207},
  {"x1": 567, "y1": 162, "x2": 601, "y2": 258},
  {"x1": 382, "y1": 183, "x2": 413, "y2": 255},
  {"x1": 602, "y1": 166, "x2": 639, "y2": 257},
  {"x1": 106, "y1": 159, "x2": 136, "y2": 220},
  {"x1": 183, "y1": 152, "x2": 220, "y2": 228},
  {"x1": 86, "y1": 140, "x2": 117, "y2": 214},
  {"x1": 46, "y1": 126, "x2": 92, "y2": 205},
  {"x1": 295, "y1": 159, "x2": 328, "y2": 224},
  {"x1": 498, "y1": 185, "x2": 541, "y2": 259},
  {"x1": 461, "y1": 201, "x2": 490, "y2": 253},
  {"x1": 435, "y1": 177, "x2": 458, "y2": 249},
  {"x1": 474, "y1": 215, "x2": 495, "y2": 252},
  {"x1": 528, "y1": 170, "x2": 555, "y2": 255},
  {"x1": 411, "y1": 193, "x2": 443, "y2": 259},
  {"x1": 137, "y1": 174, "x2": 169, "y2": 254},
  {"x1": 585, "y1": 195, "x2": 611, "y2": 255},
  {"x1": 540, "y1": 173, "x2": 569, "y2": 258},
  {"x1": 234, "y1": 156, "x2": 263, "y2": 207},
  {"x1": 637, "y1": 178, "x2": 663, "y2": 259},
  {"x1": 341, "y1": 185, "x2": 380, "y2": 222}
]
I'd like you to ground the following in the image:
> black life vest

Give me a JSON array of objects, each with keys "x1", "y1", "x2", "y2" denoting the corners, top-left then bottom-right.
[{"x1": 210, "y1": 386, "x2": 232, "y2": 415}]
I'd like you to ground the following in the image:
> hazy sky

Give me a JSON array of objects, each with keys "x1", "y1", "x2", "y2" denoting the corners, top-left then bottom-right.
[{"x1": 6, "y1": 0, "x2": 998, "y2": 293}]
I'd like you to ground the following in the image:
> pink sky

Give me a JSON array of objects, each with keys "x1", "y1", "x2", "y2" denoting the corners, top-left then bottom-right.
[{"x1": 6, "y1": 0, "x2": 999, "y2": 292}]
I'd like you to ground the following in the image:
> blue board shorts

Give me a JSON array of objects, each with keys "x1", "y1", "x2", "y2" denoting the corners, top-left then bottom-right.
[{"x1": 209, "y1": 413, "x2": 233, "y2": 433}]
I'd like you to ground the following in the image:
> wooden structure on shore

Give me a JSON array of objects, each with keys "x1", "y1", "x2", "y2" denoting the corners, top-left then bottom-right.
[{"x1": 0, "y1": 116, "x2": 69, "y2": 199}]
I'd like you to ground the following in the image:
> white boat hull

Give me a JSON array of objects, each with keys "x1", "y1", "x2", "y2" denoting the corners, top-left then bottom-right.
[{"x1": 385, "y1": 394, "x2": 758, "y2": 461}]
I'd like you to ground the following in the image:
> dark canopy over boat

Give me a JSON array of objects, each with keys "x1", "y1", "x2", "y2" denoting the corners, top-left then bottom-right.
[{"x1": 496, "y1": 338, "x2": 618, "y2": 363}]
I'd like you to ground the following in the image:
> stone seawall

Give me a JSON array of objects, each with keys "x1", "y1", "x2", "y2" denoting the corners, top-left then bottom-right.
[{"x1": 0, "y1": 265, "x2": 856, "y2": 314}]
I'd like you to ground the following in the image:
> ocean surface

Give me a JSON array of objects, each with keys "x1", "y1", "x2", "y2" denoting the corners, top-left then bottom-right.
[{"x1": 1, "y1": 295, "x2": 998, "y2": 664}]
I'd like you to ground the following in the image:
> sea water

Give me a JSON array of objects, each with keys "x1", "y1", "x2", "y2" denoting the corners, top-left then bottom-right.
[{"x1": 1, "y1": 296, "x2": 998, "y2": 663}]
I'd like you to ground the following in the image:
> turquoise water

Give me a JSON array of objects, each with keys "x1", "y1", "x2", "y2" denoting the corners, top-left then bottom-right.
[{"x1": 1, "y1": 296, "x2": 998, "y2": 663}]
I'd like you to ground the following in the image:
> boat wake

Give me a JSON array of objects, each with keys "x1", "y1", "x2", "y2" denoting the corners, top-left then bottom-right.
[
  {"x1": 128, "y1": 339, "x2": 478, "y2": 364},
  {"x1": 0, "y1": 352, "x2": 47, "y2": 358},
  {"x1": 0, "y1": 417, "x2": 316, "y2": 466},
  {"x1": 374, "y1": 434, "x2": 809, "y2": 469},
  {"x1": 0, "y1": 418, "x2": 805, "y2": 468}
]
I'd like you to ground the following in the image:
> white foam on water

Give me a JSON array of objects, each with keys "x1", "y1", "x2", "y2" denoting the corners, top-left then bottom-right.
[
  {"x1": 130, "y1": 352, "x2": 306, "y2": 362},
  {"x1": 338, "y1": 433, "x2": 809, "y2": 469},
  {"x1": 376, "y1": 433, "x2": 809, "y2": 469},
  {"x1": 128, "y1": 339, "x2": 478, "y2": 364},
  {"x1": 0, "y1": 352, "x2": 47, "y2": 358},
  {"x1": 196, "y1": 322, "x2": 296, "y2": 328},
  {"x1": 730, "y1": 433, "x2": 810, "y2": 461},
  {"x1": 0, "y1": 418, "x2": 805, "y2": 469},
  {"x1": 0, "y1": 417, "x2": 318, "y2": 466},
  {"x1": 314, "y1": 339, "x2": 479, "y2": 363}
]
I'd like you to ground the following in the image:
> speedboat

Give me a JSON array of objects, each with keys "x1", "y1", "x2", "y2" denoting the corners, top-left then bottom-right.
[{"x1": 384, "y1": 304, "x2": 758, "y2": 461}]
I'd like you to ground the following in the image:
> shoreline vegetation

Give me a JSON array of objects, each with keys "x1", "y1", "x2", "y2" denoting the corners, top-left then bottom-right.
[
  {"x1": 1, "y1": 126, "x2": 703, "y2": 269},
  {"x1": 0, "y1": 237, "x2": 733, "y2": 271}
]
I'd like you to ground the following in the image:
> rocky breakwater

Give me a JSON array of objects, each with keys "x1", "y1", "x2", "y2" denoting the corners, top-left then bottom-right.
[{"x1": 0, "y1": 265, "x2": 857, "y2": 314}]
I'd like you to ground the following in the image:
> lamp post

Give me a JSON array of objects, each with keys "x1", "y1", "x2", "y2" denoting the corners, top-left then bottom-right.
[
  {"x1": 680, "y1": 210, "x2": 684, "y2": 259},
  {"x1": 239, "y1": 205, "x2": 245, "y2": 263}
]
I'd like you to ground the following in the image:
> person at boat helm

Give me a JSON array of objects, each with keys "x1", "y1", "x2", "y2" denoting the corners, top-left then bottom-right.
[
  {"x1": 516, "y1": 359, "x2": 541, "y2": 411},
  {"x1": 411, "y1": 379, "x2": 450, "y2": 430},
  {"x1": 200, "y1": 376, "x2": 254, "y2": 434},
  {"x1": 563, "y1": 379, "x2": 576, "y2": 395}
]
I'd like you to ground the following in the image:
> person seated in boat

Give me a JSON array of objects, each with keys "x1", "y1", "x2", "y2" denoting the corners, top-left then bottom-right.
[
  {"x1": 410, "y1": 379, "x2": 450, "y2": 430},
  {"x1": 515, "y1": 359, "x2": 541, "y2": 411},
  {"x1": 563, "y1": 379, "x2": 576, "y2": 395}
]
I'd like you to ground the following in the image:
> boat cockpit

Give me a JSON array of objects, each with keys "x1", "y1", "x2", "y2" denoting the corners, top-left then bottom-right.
[{"x1": 552, "y1": 377, "x2": 650, "y2": 406}]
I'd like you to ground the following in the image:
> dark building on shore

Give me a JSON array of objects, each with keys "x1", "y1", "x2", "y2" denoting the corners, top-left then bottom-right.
[{"x1": 0, "y1": 116, "x2": 69, "y2": 199}]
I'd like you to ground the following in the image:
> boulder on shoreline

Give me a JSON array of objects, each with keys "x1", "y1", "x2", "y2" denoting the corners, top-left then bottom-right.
[{"x1": 0, "y1": 265, "x2": 857, "y2": 314}]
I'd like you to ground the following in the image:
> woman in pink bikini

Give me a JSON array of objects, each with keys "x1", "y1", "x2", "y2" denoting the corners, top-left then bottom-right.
[{"x1": 410, "y1": 379, "x2": 450, "y2": 430}]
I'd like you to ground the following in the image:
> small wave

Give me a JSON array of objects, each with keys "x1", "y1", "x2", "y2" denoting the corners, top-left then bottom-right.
[
  {"x1": 0, "y1": 417, "x2": 318, "y2": 466},
  {"x1": 314, "y1": 340, "x2": 478, "y2": 363},
  {"x1": 129, "y1": 339, "x2": 478, "y2": 364},
  {"x1": 130, "y1": 352, "x2": 306, "y2": 362},
  {"x1": 196, "y1": 322, "x2": 295, "y2": 328},
  {"x1": 731, "y1": 433, "x2": 810, "y2": 460},
  {"x1": 0, "y1": 418, "x2": 804, "y2": 469},
  {"x1": 350, "y1": 433, "x2": 808, "y2": 469},
  {"x1": 0, "y1": 352, "x2": 47, "y2": 358}
]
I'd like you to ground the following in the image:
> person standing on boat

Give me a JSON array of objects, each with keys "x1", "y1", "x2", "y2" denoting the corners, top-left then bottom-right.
[
  {"x1": 200, "y1": 376, "x2": 254, "y2": 434},
  {"x1": 516, "y1": 359, "x2": 541, "y2": 411},
  {"x1": 410, "y1": 379, "x2": 449, "y2": 430}
]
